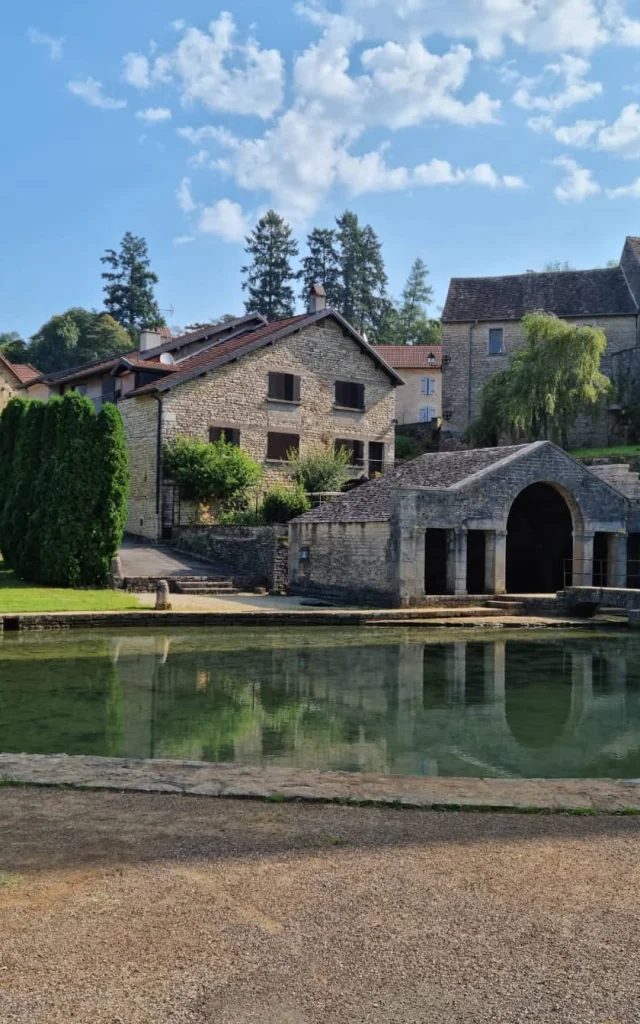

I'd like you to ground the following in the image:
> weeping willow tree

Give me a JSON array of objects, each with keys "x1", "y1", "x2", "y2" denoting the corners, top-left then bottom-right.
[{"x1": 469, "y1": 313, "x2": 612, "y2": 448}]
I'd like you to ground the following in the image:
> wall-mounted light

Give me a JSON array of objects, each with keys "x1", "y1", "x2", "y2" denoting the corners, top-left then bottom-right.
[
  {"x1": 442, "y1": 354, "x2": 452, "y2": 366},
  {"x1": 443, "y1": 410, "x2": 453, "y2": 421}
]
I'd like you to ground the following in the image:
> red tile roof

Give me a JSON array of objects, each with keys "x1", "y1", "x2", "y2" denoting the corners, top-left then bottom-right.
[
  {"x1": 6, "y1": 362, "x2": 41, "y2": 384},
  {"x1": 373, "y1": 345, "x2": 442, "y2": 369}
]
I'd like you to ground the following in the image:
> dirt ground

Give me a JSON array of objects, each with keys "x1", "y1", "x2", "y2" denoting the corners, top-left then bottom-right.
[{"x1": 1, "y1": 789, "x2": 639, "y2": 1024}]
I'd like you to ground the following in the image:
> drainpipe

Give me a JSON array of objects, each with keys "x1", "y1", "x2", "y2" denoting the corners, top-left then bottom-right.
[{"x1": 152, "y1": 394, "x2": 163, "y2": 525}]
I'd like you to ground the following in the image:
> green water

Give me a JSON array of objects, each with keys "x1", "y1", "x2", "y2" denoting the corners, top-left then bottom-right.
[{"x1": 2, "y1": 628, "x2": 640, "y2": 779}]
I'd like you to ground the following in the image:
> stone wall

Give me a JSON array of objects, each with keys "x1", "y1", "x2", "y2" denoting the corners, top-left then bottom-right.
[
  {"x1": 120, "y1": 395, "x2": 160, "y2": 540},
  {"x1": 289, "y1": 520, "x2": 393, "y2": 605},
  {"x1": 0, "y1": 363, "x2": 18, "y2": 414},
  {"x1": 172, "y1": 524, "x2": 288, "y2": 591},
  {"x1": 442, "y1": 315, "x2": 639, "y2": 446}
]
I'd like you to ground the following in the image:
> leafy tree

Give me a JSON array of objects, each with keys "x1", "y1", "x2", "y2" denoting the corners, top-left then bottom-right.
[
  {"x1": 299, "y1": 228, "x2": 341, "y2": 307},
  {"x1": 163, "y1": 435, "x2": 262, "y2": 512},
  {"x1": 335, "y1": 211, "x2": 388, "y2": 338},
  {"x1": 261, "y1": 483, "x2": 310, "y2": 523},
  {"x1": 0, "y1": 332, "x2": 28, "y2": 364},
  {"x1": 544, "y1": 260, "x2": 575, "y2": 272},
  {"x1": 29, "y1": 308, "x2": 132, "y2": 374},
  {"x1": 287, "y1": 443, "x2": 352, "y2": 494},
  {"x1": 101, "y1": 232, "x2": 164, "y2": 336},
  {"x1": 469, "y1": 313, "x2": 611, "y2": 448},
  {"x1": 242, "y1": 211, "x2": 299, "y2": 320}
]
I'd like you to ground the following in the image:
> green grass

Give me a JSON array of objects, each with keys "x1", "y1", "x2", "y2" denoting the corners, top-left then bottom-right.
[
  {"x1": 0, "y1": 561, "x2": 140, "y2": 613},
  {"x1": 570, "y1": 445, "x2": 640, "y2": 459}
]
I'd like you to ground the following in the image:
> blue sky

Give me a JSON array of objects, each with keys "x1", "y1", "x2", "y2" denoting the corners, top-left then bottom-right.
[{"x1": 4, "y1": 0, "x2": 640, "y2": 338}]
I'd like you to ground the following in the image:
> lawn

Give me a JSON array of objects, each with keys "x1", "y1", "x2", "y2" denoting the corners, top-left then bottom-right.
[
  {"x1": 0, "y1": 561, "x2": 141, "y2": 613},
  {"x1": 569, "y1": 445, "x2": 640, "y2": 460}
]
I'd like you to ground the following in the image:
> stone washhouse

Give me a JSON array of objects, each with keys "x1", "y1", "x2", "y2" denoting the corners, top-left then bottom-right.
[{"x1": 289, "y1": 442, "x2": 637, "y2": 607}]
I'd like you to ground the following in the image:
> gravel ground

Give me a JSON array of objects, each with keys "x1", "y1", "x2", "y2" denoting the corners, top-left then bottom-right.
[{"x1": 1, "y1": 789, "x2": 639, "y2": 1024}]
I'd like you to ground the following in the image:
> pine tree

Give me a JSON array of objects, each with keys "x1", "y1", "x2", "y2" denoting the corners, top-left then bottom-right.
[
  {"x1": 242, "y1": 211, "x2": 299, "y2": 320},
  {"x1": 101, "y1": 232, "x2": 164, "y2": 337},
  {"x1": 299, "y1": 228, "x2": 341, "y2": 307},
  {"x1": 396, "y1": 258, "x2": 439, "y2": 346},
  {"x1": 335, "y1": 211, "x2": 388, "y2": 338}
]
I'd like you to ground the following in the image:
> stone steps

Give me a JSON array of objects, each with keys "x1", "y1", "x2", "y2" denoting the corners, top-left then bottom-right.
[
  {"x1": 484, "y1": 599, "x2": 526, "y2": 613},
  {"x1": 365, "y1": 607, "x2": 506, "y2": 625},
  {"x1": 173, "y1": 577, "x2": 239, "y2": 596}
]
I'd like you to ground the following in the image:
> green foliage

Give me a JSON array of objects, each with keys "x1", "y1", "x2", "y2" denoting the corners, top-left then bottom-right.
[
  {"x1": 242, "y1": 210, "x2": 299, "y2": 320},
  {"x1": 335, "y1": 210, "x2": 388, "y2": 337},
  {"x1": 28, "y1": 308, "x2": 132, "y2": 374},
  {"x1": 101, "y1": 231, "x2": 164, "y2": 336},
  {"x1": 218, "y1": 507, "x2": 266, "y2": 526},
  {"x1": 0, "y1": 393, "x2": 129, "y2": 588},
  {"x1": 287, "y1": 443, "x2": 352, "y2": 494},
  {"x1": 395, "y1": 434, "x2": 420, "y2": 460},
  {"x1": 0, "y1": 332, "x2": 28, "y2": 364},
  {"x1": 378, "y1": 258, "x2": 441, "y2": 346},
  {"x1": 164, "y1": 436, "x2": 262, "y2": 508},
  {"x1": 470, "y1": 313, "x2": 611, "y2": 447},
  {"x1": 299, "y1": 228, "x2": 341, "y2": 306},
  {"x1": 261, "y1": 484, "x2": 310, "y2": 524}
]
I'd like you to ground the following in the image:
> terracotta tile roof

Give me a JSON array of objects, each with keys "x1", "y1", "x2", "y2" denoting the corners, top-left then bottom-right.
[
  {"x1": 442, "y1": 267, "x2": 637, "y2": 323},
  {"x1": 126, "y1": 310, "x2": 404, "y2": 398},
  {"x1": 5, "y1": 361, "x2": 41, "y2": 384},
  {"x1": 295, "y1": 444, "x2": 539, "y2": 523},
  {"x1": 373, "y1": 345, "x2": 442, "y2": 369}
]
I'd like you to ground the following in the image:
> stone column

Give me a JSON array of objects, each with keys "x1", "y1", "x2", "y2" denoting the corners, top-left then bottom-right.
[
  {"x1": 573, "y1": 533, "x2": 595, "y2": 587},
  {"x1": 454, "y1": 527, "x2": 468, "y2": 597},
  {"x1": 607, "y1": 532, "x2": 627, "y2": 589},
  {"x1": 445, "y1": 530, "x2": 456, "y2": 595},
  {"x1": 485, "y1": 530, "x2": 507, "y2": 595},
  {"x1": 396, "y1": 525, "x2": 425, "y2": 608}
]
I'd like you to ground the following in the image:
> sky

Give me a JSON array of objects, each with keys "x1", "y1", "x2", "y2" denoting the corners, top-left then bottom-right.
[{"x1": 4, "y1": 0, "x2": 640, "y2": 338}]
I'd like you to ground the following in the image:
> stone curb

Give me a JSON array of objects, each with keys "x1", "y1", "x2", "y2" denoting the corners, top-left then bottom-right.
[{"x1": 1, "y1": 754, "x2": 639, "y2": 813}]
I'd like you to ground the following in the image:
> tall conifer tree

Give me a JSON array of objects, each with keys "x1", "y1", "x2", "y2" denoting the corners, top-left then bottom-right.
[{"x1": 242, "y1": 211, "x2": 299, "y2": 320}]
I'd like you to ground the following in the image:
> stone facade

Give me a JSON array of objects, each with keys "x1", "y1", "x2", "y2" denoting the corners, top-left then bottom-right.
[
  {"x1": 442, "y1": 315, "x2": 639, "y2": 446},
  {"x1": 0, "y1": 361, "x2": 19, "y2": 413},
  {"x1": 122, "y1": 317, "x2": 398, "y2": 540},
  {"x1": 172, "y1": 524, "x2": 289, "y2": 591},
  {"x1": 289, "y1": 521, "x2": 393, "y2": 605}
]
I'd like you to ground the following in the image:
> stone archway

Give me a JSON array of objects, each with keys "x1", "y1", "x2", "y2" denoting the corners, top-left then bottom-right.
[{"x1": 506, "y1": 482, "x2": 574, "y2": 593}]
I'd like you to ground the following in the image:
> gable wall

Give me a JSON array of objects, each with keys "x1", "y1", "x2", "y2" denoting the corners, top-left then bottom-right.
[
  {"x1": 442, "y1": 315, "x2": 638, "y2": 446},
  {"x1": 0, "y1": 363, "x2": 19, "y2": 413}
]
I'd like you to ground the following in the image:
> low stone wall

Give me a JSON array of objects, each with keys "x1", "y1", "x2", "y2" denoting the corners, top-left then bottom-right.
[{"x1": 171, "y1": 524, "x2": 289, "y2": 592}]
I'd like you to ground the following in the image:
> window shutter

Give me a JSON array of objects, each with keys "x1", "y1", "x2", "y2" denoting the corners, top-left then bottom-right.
[{"x1": 292, "y1": 375, "x2": 301, "y2": 402}]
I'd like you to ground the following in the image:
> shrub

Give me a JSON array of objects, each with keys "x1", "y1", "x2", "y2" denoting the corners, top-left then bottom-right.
[
  {"x1": 395, "y1": 434, "x2": 419, "y2": 460},
  {"x1": 261, "y1": 484, "x2": 310, "y2": 524},
  {"x1": 164, "y1": 436, "x2": 262, "y2": 510},
  {"x1": 287, "y1": 443, "x2": 351, "y2": 494},
  {"x1": 218, "y1": 507, "x2": 266, "y2": 526}
]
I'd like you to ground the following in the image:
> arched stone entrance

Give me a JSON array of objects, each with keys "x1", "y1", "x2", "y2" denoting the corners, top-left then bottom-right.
[{"x1": 506, "y1": 483, "x2": 574, "y2": 593}]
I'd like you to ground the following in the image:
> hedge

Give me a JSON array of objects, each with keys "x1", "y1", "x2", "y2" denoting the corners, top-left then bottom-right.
[{"x1": 0, "y1": 393, "x2": 130, "y2": 587}]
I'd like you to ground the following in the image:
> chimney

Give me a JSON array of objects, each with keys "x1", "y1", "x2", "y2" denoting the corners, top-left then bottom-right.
[
  {"x1": 139, "y1": 329, "x2": 163, "y2": 353},
  {"x1": 308, "y1": 283, "x2": 326, "y2": 314}
]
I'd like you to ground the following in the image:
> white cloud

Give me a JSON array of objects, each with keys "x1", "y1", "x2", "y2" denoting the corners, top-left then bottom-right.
[
  {"x1": 178, "y1": 125, "x2": 224, "y2": 145},
  {"x1": 27, "y1": 28, "x2": 64, "y2": 61},
  {"x1": 554, "y1": 118, "x2": 604, "y2": 146},
  {"x1": 607, "y1": 177, "x2": 640, "y2": 198},
  {"x1": 173, "y1": 235, "x2": 196, "y2": 245},
  {"x1": 198, "y1": 199, "x2": 250, "y2": 242},
  {"x1": 124, "y1": 13, "x2": 284, "y2": 119},
  {"x1": 188, "y1": 149, "x2": 211, "y2": 168},
  {"x1": 604, "y1": 1, "x2": 640, "y2": 46},
  {"x1": 170, "y1": 19, "x2": 186, "y2": 32},
  {"x1": 136, "y1": 107, "x2": 172, "y2": 122},
  {"x1": 527, "y1": 115, "x2": 555, "y2": 133},
  {"x1": 598, "y1": 103, "x2": 640, "y2": 158},
  {"x1": 552, "y1": 156, "x2": 600, "y2": 201},
  {"x1": 68, "y1": 78, "x2": 127, "y2": 110},
  {"x1": 177, "y1": 177, "x2": 197, "y2": 213},
  {"x1": 122, "y1": 53, "x2": 150, "y2": 89},
  {"x1": 514, "y1": 55, "x2": 601, "y2": 113}
]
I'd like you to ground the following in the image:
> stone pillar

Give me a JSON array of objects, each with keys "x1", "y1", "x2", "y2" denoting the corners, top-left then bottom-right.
[
  {"x1": 485, "y1": 530, "x2": 507, "y2": 595},
  {"x1": 445, "y1": 530, "x2": 456, "y2": 595},
  {"x1": 454, "y1": 528, "x2": 468, "y2": 597},
  {"x1": 607, "y1": 533, "x2": 627, "y2": 589},
  {"x1": 396, "y1": 525, "x2": 425, "y2": 608},
  {"x1": 573, "y1": 533, "x2": 594, "y2": 587}
]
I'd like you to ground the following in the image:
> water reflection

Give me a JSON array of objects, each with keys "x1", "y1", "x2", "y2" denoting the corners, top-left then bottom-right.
[{"x1": 2, "y1": 630, "x2": 640, "y2": 779}]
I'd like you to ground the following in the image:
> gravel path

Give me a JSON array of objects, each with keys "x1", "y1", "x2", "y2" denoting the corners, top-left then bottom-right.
[{"x1": 1, "y1": 789, "x2": 639, "y2": 1023}]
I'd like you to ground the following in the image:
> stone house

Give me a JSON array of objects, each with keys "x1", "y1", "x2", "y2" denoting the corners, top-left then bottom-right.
[
  {"x1": 0, "y1": 353, "x2": 41, "y2": 412},
  {"x1": 289, "y1": 441, "x2": 633, "y2": 607},
  {"x1": 373, "y1": 345, "x2": 442, "y2": 425},
  {"x1": 441, "y1": 236, "x2": 640, "y2": 447}
]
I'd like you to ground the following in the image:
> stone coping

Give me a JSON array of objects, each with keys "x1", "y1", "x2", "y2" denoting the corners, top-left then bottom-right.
[{"x1": 1, "y1": 754, "x2": 639, "y2": 813}]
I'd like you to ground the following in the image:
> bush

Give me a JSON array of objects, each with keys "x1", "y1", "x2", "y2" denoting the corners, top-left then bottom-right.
[
  {"x1": 395, "y1": 434, "x2": 419, "y2": 460},
  {"x1": 164, "y1": 436, "x2": 262, "y2": 510},
  {"x1": 261, "y1": 484, "x2": 310, "y2": 524},
  {"x1": 218, "y1": 507, "x2": 266, "y2": 526},
  {"x1": 287, "y1": 443, "x2": 351, "y2": 494}
]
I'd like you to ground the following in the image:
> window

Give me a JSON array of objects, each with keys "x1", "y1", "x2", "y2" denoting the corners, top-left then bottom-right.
[
  {"x1": 101, "y1": 376, "x2": 120, "y2": 405},
  {"x1": 209, "y1": 427, "x2": 240, "y2": 446},
  {"x1": 421, "y1": 377, "x2": 436, "y2": 395},
  {"x1": 369, "y1": 442, "x2": 384, "y2": 477},
  {"x1": 268, "y1": 372, "x2": 300, "y2": 402},
  {"x1": 335, "y1": 380, "x2": 365, "y2": 410},
  {"x1": 335, "y1": 438, "x2": 364, "y2": 466},
  {"x1": 419, "y1": 406, "x2": 437, "y2": 423},
  {"x1": 267, "y1": 432, "x2": 299, "y2": 461},
  {"x1": 488, "y1": 328, "x2": 504, "y2": 355}
]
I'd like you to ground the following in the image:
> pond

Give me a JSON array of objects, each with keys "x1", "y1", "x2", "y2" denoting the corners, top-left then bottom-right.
[{"x1": 2, "y1": 627, "x2": 640, "y2": 779}]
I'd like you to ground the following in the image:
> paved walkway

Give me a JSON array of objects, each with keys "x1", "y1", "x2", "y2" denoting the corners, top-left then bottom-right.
[
  {"x1": 1, "y1": 787, "x2": 639, "y2": 1023},
  {"x1": 119, "y1": 538, "x2": 229, "y2": 579}
]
